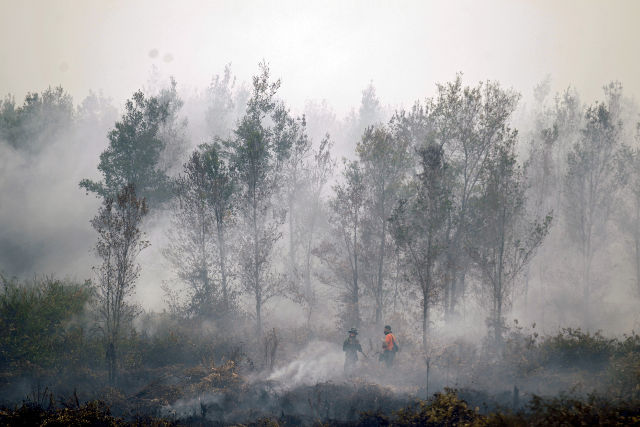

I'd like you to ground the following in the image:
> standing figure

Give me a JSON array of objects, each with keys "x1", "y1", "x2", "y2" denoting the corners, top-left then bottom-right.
[
  {"x1": 381, "y1": 325, "x2": 399, "y2": 368},
  {"x1": 343, "y1": 327, "x2": 364, "y2": 373}
]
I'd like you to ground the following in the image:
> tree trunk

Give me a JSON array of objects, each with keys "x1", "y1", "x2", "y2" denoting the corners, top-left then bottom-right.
[
  {"x1": 289, "y1": 194, "x2": 296, "y2": 280},
  {"x1": 352, "y1": 215, "x2": 360, "y2": 328},
  {"x1": 256, "y1": 293, "x2": 262, "y2": 339},
  {"x1": 422, "y1": 293, "x2": 429, "y2": 352},
  {"x1": 375, "y1": 218, "x2": 386, "y2": 325},
  {"x1": 217, "y1": 222, "x2": 229, "y2": 308}
]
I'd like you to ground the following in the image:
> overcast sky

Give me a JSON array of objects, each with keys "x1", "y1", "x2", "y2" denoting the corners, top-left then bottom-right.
[{"x1": 2, "y1": 0, "x2": 639, "y2": 115}]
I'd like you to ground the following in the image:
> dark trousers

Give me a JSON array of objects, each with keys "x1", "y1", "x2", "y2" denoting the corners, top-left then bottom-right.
[{"x1": 383, "y1": 350, "x2": 395, "y2": 368}]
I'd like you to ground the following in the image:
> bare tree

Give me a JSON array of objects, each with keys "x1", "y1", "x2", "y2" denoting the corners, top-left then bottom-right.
[{"x1": 91, "y1": 184, "x2": 149, "y2": 385}]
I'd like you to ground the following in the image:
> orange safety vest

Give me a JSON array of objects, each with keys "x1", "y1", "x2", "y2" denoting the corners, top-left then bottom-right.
[{"x1": 384, "y1": 333, "x2": 396, "y2": 351}]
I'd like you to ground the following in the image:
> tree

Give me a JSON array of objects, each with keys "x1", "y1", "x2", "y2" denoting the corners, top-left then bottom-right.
[
  {"x1": 617, "y1": 142, "x2": 640, "y2": 296},
  {"x1": 90, "y1": 184, "x2": 149, "y2": 385},
  {"x1": 280, "y1": 113, "x2": 312, "y2": 283},
  {"x1": 525, "y1": 86, "x2": 583, "y2": 218},
  {"x1": 156, "y1": 77, "x2": 190, "y2": 176},
  {"x1": 390, "y1": 144, "x2": 451, "y2": 351},
  {"x1": 563, "y1": 89, "x2": 623, "y2": 325},
  {"x1": 201, "y1": 143, "x2": 237, "y2": 311},
  {"x1": 320, "y1": 160, "x2": 366, "y2": 329},
  {"x1": 467, "y1": 138, "x2": 551, "y2": 346},
  {"x1": 343, "y1": 82, "x2": 385, "y2": 157},
  {"x1": 522, "y1": 85, "x2": 583, "y2": 315},
  {"x1": 357, "y1": 125, "x2": 412, "y2": 325},
  {"x1": 292, "y1": 137, "x2": 335, "y2": 324},
  {"x1": 225, "y1": 62, "x2": 292, "y2": 337},
  {"x1": 80, "y1": 90, "x2": 172, "y2": 207},
  {"x1": 76, "y1": 91, "x2": 118, "y2": 138},
  {"x1": 164, "y1": 150, "x2": 217, "y2": 317},
  {"x1": 0, "y1": 86, "x2": 74, "y2": 152},
  {"x1": 163, "y1": 143, "x2": 237, "y2": 319},
  {"x1": 428, "y1": 76, "x2": 521, "y2": 319},
  {"x1": 206, "y1": 64, "x2": 237, "y2": 139}
]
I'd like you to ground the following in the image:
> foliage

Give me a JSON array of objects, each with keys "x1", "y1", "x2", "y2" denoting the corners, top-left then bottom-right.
[
  {"x1": 523, "y1": 394, "x2": 640, "y2": 426},
  {"x1": 322, "y1": 159, "x2": 366, "y2": 329},
  {"x1": 224, "y1": 62, "x2": 296, "y2": 337},
  {"x1": 563, "y1": 88, "x2": 624, "y2": 324},
  {"x1": 0, "y1": 86, "x2": 74, "y2": 152},
  {"x1": 80, "y1": 89, "x2": 173, "y2": 206},
  {"x1": 91, "y1": 184, "x2": 149, "y2": 384},
  {"x1": 163, "y1": 143, "x2": 237, "y2": 318},
  {"x1": 357, "y1": 124, "x2": 413, "y2": 326},
  {"x1": 467, "y1": 134, "x2": 552, "y2": 345},
  {"x1": 393, "y1": 389, "x2": 486, "y2": 426},
  {"x1": 0, "y1": 276, "x2": 92, "y2": 370},
  {"x1": 390, "y1": 144, "x2": 451, "y2": 350}
]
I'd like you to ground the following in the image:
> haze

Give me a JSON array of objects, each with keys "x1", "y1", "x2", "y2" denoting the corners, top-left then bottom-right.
[{"x1": 2, "y1": 0, "x2": 639, "y2": 115}]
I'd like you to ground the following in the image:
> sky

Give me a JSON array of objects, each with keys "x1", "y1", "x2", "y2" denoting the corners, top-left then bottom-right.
[{"x1": 1, "y1": 0, "x2": 640, "y2": 115}]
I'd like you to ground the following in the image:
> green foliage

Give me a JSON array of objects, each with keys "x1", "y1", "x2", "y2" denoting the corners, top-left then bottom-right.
[
  {"x1": 608, "y1": 333, "x2": 640, "y2": 399},
  {"x1": 0, "y1": 86, "x2": 74, "y2": 151},
  {"x1": 393, "y1": 389, "x2": 486, "y2": 426},
  {"x1": 163, "y1": 142, "x2": 237, "y2": 318},
  {"x1": 525, "y1": 394, "x2": 640, "y2": 426},
  {"x1": 502, "y1": 325, "x2": 640, "y2": 397},
  {"x1": 80, "y1": 90, "x2": 172, "y2": 207},
  {"x1": 537, "y1": 328, "x2": 615, "y2": 369},
  {"x1": 0, "y1": 277, "x2": 92, "y2": 370}
]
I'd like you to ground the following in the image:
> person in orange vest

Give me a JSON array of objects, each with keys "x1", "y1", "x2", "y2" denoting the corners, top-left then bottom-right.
[{"x1": 381, "y1": 325, "x2": 399, "y2": 368}]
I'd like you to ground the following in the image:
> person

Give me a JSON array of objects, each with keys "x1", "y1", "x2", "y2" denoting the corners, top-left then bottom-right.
[
  {"x1": 343, "y1": 327, "x2": 364, "y2": 373},
  {"x1": 381, "y1": 324, "x2": 398, "y2": 368}
]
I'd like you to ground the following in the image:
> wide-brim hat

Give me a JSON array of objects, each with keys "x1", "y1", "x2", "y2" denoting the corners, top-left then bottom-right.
[{"x1": 348, "y1": 327, "x2": 358, "y2": 335}]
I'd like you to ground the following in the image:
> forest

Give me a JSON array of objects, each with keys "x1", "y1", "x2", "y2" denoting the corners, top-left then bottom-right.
[{"x1": 1, "y1": 61, "x2": 640, "y2": 425}]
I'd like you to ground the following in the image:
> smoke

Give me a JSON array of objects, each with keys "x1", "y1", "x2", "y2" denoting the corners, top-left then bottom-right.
[
  {"x1": 266, "y1": 340, "x2": 344, "y2": 389},
  {"x1": 0, "y1": 114, "x2": 104, "y2": 279},
  {"x1": 161, "y1": 392, "x2": 224, "y2": 420}
]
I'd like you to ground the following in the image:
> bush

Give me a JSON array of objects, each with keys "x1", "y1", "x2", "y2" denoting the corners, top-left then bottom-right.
[
  {"x1": 0, "y1": 276, "x2": 93, "y2": 371},
  {"x1": 393, "y1": 388, "x2": 487, "y2": 426}
]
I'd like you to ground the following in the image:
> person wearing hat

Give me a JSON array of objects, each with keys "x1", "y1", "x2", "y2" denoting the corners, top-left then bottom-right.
[
  {"x1": 381, "y1": 325, "x2": 399, "y2": 368},
  {"x1": 343, "y1": 327, "x2": 364, "y2": 373}
]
